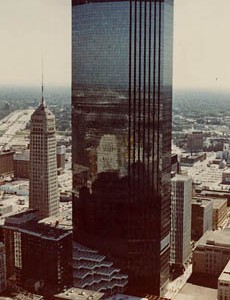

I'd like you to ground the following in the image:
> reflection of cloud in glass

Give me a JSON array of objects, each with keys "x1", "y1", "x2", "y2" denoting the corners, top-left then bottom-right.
[{"x1": 73, "y1": 2, "x2": 129, "y2": 88}]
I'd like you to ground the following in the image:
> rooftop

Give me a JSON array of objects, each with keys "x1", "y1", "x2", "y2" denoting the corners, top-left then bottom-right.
[
  {"x1": 31, "y1": 102, "x2": 54, "y2": 120},
  {"x1": 106, "y1": 294, "x2": 170, "y2": 300},
  {"x1": 53, "y1": 288, "x2": 104, "y2": 300},
  {"x1": 218, "y1": 259, "x2": 230, "y2": 282},
  {"x1": 197, "y1": 228, "x2": 230, "y2": 248},
  {"x1": 212, "y1": 198, "x2": 227, "y2": 209},
  {"x1": 3, "y1": 210, "x2": 71, "y2": 240},
  {"x1": 171, "y1": 174, "x2": 192, "y2": 182},
  {"x1": 192, "y1": 196, "x2": 227, "y2": 209},
  {"x1": 192, "y1": 198, "x2": 212, "y2": 208},
  {"x1": 173, "y1": 283, "x2": 217, "y2": 300}
]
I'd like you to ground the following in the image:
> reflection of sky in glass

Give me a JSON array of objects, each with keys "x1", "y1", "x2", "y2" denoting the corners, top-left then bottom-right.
[{"x1": 73, "y1": 2, "x2": 130, "y2": 88}]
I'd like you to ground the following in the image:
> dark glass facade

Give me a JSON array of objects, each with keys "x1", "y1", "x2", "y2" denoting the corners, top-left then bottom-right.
[{"x1": 72, "y1": 0, "x2": 173, "y2": 296}]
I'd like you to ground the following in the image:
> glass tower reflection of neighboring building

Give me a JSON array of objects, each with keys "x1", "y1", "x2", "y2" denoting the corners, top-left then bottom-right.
[{"x1": 72, "y1": 0, "x2": 173, "y2": 296}]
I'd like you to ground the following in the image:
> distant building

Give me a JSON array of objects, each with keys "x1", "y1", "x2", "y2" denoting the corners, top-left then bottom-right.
[
  {"x1": 2, "y1": 210, "x2": 72, "y2": 297},
  {"x1": 171, "y1": 175, "x2": 192, "y2": 266},
  {"x1": 56, "y1": 145, "x2": 66, "y2": 173},
  {"x1": 223, "y1": 143, "x2": 230, "y2": 162},
  {"x1": 180, "y1": 153, "x2": 206, "y2": 167},
  {"x1": 171, "y1": 153, "x2": 180, "y2": 176},
  {"x1": 218, "y1": 259, "x2": 230, "y2": 300},
  {"x1": 222, "y1": 169, "x2": 230, "y2": 184},
  {"x1": 0, "y1": 243, "x2": 6, "y2": 293},
  {"x1": 14, "y1": 146, "x2": 66, "y2": 179},
  {"x1": 29, "y1": 97, "x2": 59, "y2": 219},
  {"x1": 193, "y1": 229, "x2": 230, "y2": 277},
  {"x1": 212, "y1": 198, "x2": 228, "y2": 230},
  {"x1": 0, "y1": 150, "x2": 14, "y2": 177},
  {"x1": 191, "y1": 198, "x2": 213, "y2": 241},
  {"x1": 200, "y1": 190, "x2": 230, "y2": 206},
  {"x1": 13, "y1": 151, "x2": 30, "y2": 179},
  {"x1": 187, "y1": 131, "x2": 203, "y2": 154}
]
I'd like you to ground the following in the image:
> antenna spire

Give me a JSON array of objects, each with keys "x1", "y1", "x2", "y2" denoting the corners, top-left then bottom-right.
[{"x1": 41, "y1": 58, "x2": 45, "y2": 106}]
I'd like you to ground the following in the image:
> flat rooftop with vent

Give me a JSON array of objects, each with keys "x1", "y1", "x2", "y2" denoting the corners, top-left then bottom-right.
[{"x1": 53, "y1": 288, "x2": 104, "y2": 300}]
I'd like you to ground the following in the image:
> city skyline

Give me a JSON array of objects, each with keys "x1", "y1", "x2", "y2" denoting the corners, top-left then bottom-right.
[{"x1": 1, "y1": 0, "x2": 230, "y2": 90}]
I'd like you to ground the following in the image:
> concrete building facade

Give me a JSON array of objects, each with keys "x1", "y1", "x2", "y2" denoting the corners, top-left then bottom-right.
[
  {"x1": 193, "y1": 229, "x2": 230, "y2": 277},
  {"x1": 13, "y1": 151, "x2": 30, "y2": 179},
  {"x1": 171, "y1": 175, "x2": 192, "y2": 266},
  {"x1": 2, "y1": 210, "x2": 72, "y2": 297},
  {"x1": 0, "y1": 242, "x2": 6, "y2": 293},
  {"x1": 218, "y1": 259, "x2": 230, "y2": 300},
  {"x1": 191, "y1": 198, "x2": 213, "y2": 241},
  {"x1": 0, "y1": 150, "x2": 14, "y2": 177},
  {"x1": 29, "y1": 98, "x2": 59, "y2": 219}
]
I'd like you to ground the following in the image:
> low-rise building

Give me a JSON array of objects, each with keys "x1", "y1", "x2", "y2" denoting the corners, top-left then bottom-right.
[
  {"x1": 0, "y1": 150, "x2": 14, "y2": 177},
  {"x1": 180, "y1": 153, "x2": 206, "y2": 167},
  {"x1": 218, "y1": 259, "x2": 230, "y2": 300},
  {"x1": 13, "y1": 151, "x2": 30, "y2": 179},
  {"x1": 2, "y1": 210, "x2": 72, "y2": 297},
  {"x1": 193, "y1": 229, "x2": 230, "y2": 277}
]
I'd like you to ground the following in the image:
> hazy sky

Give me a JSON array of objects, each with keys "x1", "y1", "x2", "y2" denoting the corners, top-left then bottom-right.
[
  {"x1": 0, "y1": 0, "x2": 230, "y2": 90},
  {"x1": 0, "y1": 0, "x2": 71, "y2": 87},
  {"x1": 174, "y1": 0, "x2": 230, "y2": 90}
]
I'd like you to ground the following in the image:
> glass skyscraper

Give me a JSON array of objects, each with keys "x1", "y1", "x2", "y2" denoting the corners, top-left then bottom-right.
[{"x1": 72, "y1": 0, "x2": 173, "y2": 296}]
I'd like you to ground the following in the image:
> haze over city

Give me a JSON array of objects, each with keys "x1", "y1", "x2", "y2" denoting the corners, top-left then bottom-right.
[{"x1": 0, "y1": 1, "x2": 230, "y2": 300}]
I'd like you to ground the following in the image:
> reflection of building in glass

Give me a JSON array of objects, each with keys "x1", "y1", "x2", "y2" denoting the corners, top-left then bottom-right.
[
  {"x1": 72, "y1": 0, "x2": 173, "y2": 296},
  {"x1": 97, "y1": 135, "x2": 119, "y2": 173}
]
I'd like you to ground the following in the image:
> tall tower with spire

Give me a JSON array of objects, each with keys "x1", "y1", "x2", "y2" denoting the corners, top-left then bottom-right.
[{"x1": 29, "y1": 87, "x2": 59, "y2": 219}]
